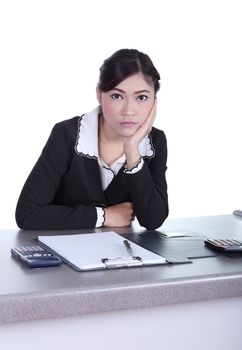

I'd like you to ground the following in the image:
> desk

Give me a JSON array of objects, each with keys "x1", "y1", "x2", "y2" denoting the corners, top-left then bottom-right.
[{"x1": 1, "y1": 215, "x2": 242, "y2": 349}]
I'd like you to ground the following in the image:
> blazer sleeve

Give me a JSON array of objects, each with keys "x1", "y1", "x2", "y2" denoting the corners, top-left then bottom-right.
[
  {"x1": 124, "y1": 130, "x2": 168, "y2": 230},
  {"x1": 15, "y1": 122, "x2": 98, "y2": 230}
]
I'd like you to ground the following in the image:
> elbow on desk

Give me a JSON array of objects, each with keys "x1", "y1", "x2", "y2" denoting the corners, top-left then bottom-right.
[
  {"x1": 15, "y1": 210, "x2": 30, "y2": 230},
  {"x1": 15, "y1": 202, "x2": 36, "y2": 230},
  {"x1": 15, "y1": 211, "x2": 46, "y2": 230},
  {"x1": 15, "y1": 204, "x2": 51, "y2": 230},
  {"x1": 142, "y1": 220, "x2": 166, "y2": 231},
  {"x1": 138, "y1": 210, "x2": 169, "y2": 231}
]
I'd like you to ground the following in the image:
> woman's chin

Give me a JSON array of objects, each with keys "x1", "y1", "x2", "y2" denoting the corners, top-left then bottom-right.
[
  {"x1": 119, "y1": 129, "x2": 137, "y2": 137},
  {"x1": 116, "y1": 125, "x2": 139, "y2": 137}
]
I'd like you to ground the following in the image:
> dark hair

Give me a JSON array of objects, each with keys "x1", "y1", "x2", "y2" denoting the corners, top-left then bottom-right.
[{"x1": 98, "y1": 49, "x2": 160, "y2": 93}]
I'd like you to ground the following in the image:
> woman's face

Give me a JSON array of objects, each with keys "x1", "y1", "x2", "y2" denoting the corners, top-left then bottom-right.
[{"x1": 97, "y1": 73, "x2": 155, "y2": 138}]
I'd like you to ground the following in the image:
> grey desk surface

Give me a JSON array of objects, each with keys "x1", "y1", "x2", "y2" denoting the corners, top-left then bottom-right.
[{"x1": 1, "y1": 214, "x2": 242, "y2": 324}]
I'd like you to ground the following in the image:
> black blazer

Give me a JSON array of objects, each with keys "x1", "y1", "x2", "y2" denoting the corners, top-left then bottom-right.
[{"x1": 15, "y1": 115, "x2": 168, "y2": 230}]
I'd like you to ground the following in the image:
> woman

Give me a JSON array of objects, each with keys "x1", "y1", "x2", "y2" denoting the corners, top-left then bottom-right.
[{"x1": 15, "y1": 49, "x2": 168, "y2": 230}]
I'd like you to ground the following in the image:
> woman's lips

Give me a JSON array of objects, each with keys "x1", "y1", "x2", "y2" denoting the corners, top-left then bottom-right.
[{"x1": 119, "y1": 122, "x2": 138, "y2": 128}]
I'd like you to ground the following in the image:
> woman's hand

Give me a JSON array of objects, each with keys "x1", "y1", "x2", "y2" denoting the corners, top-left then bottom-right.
[
  {"x1": 103, "y1": 202, "x2": 134, "y2": 227},
  {"x1": 123, "y1": 98, "x2": 157, "y2": 169}
]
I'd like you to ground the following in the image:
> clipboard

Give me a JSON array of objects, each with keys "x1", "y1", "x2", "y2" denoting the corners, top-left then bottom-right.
[{"x1": 36, "y1": 231, "x2": 169, "y2": 271}]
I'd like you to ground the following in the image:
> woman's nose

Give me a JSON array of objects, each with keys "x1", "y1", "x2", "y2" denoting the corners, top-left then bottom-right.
[{"x1": 121, "y1": 100, "x2": 136, "y2": 116}]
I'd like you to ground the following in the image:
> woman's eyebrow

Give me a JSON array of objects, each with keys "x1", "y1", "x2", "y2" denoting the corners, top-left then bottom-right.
[{"x1": 112, "y1": 88, "x2": 151, "y2": 94}]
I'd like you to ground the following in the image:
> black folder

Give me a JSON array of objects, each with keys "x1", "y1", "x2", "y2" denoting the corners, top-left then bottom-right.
[{"x1": 121, "y1": 231, "x2": 218, "y2": 263}]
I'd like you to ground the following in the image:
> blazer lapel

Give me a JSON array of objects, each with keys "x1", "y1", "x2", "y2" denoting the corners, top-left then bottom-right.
[
  {"x1": 84, "y1": 159, "x2": 107, "y2": 206},
  {"x1": 104, "y1": 166, "x2": 131, "y2": 204}
]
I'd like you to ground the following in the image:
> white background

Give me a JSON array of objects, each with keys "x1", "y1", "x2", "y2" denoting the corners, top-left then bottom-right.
[{"x1": 0, "y1": 0, "x2": 241, "y2": 229}]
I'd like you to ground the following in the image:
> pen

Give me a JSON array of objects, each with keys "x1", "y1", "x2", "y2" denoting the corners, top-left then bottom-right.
[{"x1": 123, "y1": 239, "x2": 134, "y2": 258}]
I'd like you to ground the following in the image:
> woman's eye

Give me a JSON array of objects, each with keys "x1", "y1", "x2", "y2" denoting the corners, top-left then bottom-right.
[
  {"x1": 137, "y1": 95, "x2": 148, "y2": 101},
  {"x1": 111, "y1": 93, "x2": 122, "y2": 100}
]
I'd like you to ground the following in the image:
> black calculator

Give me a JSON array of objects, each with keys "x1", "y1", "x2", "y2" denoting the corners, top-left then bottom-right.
[
  {"x1": 205, "y1": 238, "x2": 242, "y2": 252},
  {"x1": 11, "y1": 245, "x2": 63, "y2": 268}
]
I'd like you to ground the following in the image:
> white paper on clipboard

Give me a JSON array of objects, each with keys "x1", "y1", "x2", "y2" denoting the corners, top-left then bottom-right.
[{"x1": 37, "y1": 231, "x2": 167, "y2": 271}]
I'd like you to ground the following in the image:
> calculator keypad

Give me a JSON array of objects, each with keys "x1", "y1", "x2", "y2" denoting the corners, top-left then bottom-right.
[
  {"x1": 14, "y1": 246, "x2": 53, "y2": 258},
  {"x1": 11, "y1": 244, "x2": 63, "y2": 267},
  {"x1": 205, "y1": 238, "x2": 242, "y2": 251}
]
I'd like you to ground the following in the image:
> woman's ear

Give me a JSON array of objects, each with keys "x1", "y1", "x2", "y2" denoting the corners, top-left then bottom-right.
[{"x1": 96, "y1": 86, "x2": 101, "y2": 104}]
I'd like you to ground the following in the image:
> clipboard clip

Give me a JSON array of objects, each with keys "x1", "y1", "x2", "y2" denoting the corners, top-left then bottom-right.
[
  {"x1": 101, "y1": 240, "x2": 142, "y2": 269},
  {"x1": 101, "y1": 256, "x2": 142, "y2": 269}
]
